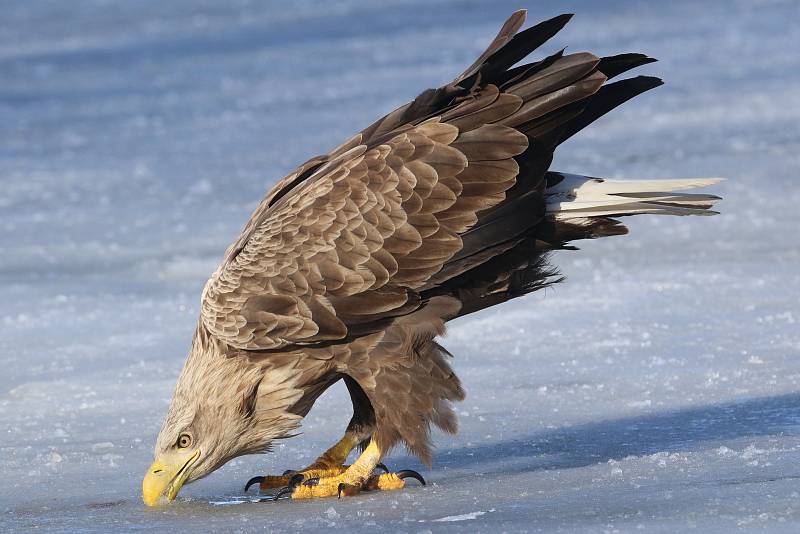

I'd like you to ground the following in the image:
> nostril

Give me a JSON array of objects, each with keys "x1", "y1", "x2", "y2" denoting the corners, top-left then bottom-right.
[{"x1": 152, "y1": 469, "x2": 162, "y2": 474}]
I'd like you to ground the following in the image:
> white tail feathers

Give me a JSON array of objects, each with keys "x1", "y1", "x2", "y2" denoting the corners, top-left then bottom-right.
[{"x1": 546, "y1": 173, "x2": 723, "y2": 219}]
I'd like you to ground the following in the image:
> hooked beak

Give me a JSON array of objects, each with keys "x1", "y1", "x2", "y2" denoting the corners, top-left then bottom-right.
[{"x1": 142, "y1": 449, "x2": 200, "y2": 506}]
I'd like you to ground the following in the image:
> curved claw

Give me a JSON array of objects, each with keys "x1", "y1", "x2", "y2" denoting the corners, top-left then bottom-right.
[
  {"x1": 272, "y1": 473, "x2": 305, "y2": 501},
  {"x1": 302, "y1": 477, "x2": 320, "y2": 487},
  {"x1": 281, "y1": 469, "x2": 297, "y2": 476},
  {"x1": 396, "y1": 469, "x2": 426, "y2": 486},
  {"x1": 375, "y1": 462, "x2": 390, "y2": 473},
  {"x1": 244, "y1": 476, "x2": 264, "y2": 492},
  {"x1": 336, "y1": 482, "x2": 361, "y2": 499},
  {"x1": 273, "y1": 486, "x2": 294, "y2": 501}
]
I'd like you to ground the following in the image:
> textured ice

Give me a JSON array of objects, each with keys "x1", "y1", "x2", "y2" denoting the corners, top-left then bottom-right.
[
  {"x1": 425, "y1": 509, "x2": 495, "y2": 522},
  {"x1": 2, "y1": 0, "x2": 799, "y2": 532}
]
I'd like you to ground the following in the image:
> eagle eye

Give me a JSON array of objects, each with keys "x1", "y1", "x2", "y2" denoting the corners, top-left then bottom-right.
[{"x1": 177, "y1": 433, "x2": 193, "y2": 449}]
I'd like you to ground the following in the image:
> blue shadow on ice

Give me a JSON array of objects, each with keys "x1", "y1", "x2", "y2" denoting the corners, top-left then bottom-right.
[{"x1": 398, "y1": 393, "x2": 800, "y2": 476}]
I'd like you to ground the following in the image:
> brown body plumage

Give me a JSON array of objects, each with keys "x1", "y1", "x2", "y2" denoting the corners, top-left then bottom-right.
[{"x1": 143, "y1": 10, "x2": 721, "y2": 505}]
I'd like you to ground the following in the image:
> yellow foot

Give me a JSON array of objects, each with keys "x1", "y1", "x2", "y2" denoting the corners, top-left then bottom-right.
[
  {"x1": 246, "y1": 431, "x2": 368, "y2": 494},
  {"x1": 244, "y1": 463, "x2": 350, "y2": 493},
  {"x1": 281, "y1": 469, "x2": 425, "y2": 500}
]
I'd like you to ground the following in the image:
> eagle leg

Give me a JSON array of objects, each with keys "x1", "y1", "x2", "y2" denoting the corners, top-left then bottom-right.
[
  {"x1": 246, "y1": 376, "x2": 378, "y2": 493},
  {"x1": 286, "y1": 440, "x2": 425, "y2": 499}
]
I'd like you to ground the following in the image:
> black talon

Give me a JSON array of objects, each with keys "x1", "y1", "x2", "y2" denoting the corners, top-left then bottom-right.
[
  {"x1": 273, "y1": 486, "x2": 294, "y2": 501},
  {"x1": 375, "y1": 462, "x2": 389, "y2": 473},
  {"x1": 302, "y1": 477, "x2": 320, "y2": 487},
  {"x1": 337, "y1": 482, "x2": 362, "y2": 498},
  {"x1": 244, "y1": 476, "x2": 264, "y2": 492},
  {"x1": 396, "y1": 469, "x2": 426, "y2": 486},
  {"x1": 281, "y1": 469, "x2": 297, "y2": 476},
  {"x1": 272, "y1": 473, "x2": 305, "y2": 500}
]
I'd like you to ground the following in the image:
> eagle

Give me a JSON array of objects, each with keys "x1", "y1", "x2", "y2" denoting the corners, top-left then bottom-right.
[{"x1": 143, "y1": 10, "x2": 721, "y2": 505}]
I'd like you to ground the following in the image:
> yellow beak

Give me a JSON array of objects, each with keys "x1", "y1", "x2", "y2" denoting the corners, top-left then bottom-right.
[{"x1": 142, "y1": 450, "x2": 200, "y2": 506}]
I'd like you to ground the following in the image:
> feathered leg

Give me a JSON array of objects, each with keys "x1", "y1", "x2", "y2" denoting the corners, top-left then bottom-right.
[
  {"x1": 267, "y1": 378, "x2": 425, "y2": 499},
  {"x1": 244, "y1": 377, "x2": 375, "y2": 493}
]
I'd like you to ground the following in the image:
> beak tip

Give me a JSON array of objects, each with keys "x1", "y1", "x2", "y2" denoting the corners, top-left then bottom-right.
[
  {"x1": 142, "y1": 461, "x2": 170, "y2": 507},
  {"x1": 142, "y1": 483, "x2": 167, "y2": 507},
  {"x1": 143, "y1": 484, "x2": 176, "y2": 507},
  {"x1": 142, "y1": 450, "x2": 199, "y2": 507}
]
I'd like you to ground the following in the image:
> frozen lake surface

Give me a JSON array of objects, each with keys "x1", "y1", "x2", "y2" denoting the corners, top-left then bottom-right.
[{"x1": 2, "y1": 0, "x2": 799, "y2": 531}]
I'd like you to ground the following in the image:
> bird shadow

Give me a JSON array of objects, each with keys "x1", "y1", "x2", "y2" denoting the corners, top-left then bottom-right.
[{"x1": 391, "y1": 392, "x2": 800, "y2": 477}]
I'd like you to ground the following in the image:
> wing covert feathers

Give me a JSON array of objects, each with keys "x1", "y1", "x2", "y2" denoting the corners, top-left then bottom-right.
[
  {"x1": 201, "y1": 10, "x2": 719, "y2": 351},
  {"x1": 202, "y1": 118, "x2": 527, "y2": 350}
]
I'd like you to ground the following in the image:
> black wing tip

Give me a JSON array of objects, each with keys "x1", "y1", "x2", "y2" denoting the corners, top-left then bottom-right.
[
  {"x1": 598, "y1": 54, "x2": 660, "y2": 80},
  {"x1": 522, "y1": 13, "x2": 573, "y2": 35},
  {"x1": 623, "y1": 53, "x2": 659, "y2": 67},
  {"x1": 554, "y1": 75, "x2": 665, "y2": 145},
  {"x1": 545, "y1": 13, "x2": 574, "y2": 29},
  {"x1": 634, "y1": 75, "x2": 665, "y2": 88},
  {"x1": 616, "y1": 52, "x2": 658, "y2": 63},
  {"x1": 611, "y1": 75, "x2": 664, "y2": 90}
]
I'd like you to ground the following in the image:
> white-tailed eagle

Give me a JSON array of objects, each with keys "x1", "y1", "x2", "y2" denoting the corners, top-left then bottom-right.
[{"x1": 143, "y1": 10, "x2": 720, "y2": 505}]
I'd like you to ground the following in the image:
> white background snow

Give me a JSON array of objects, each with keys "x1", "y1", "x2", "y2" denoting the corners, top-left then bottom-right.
[{"x1": 2, "y1": 0, "x2": 799, "y2": 532}]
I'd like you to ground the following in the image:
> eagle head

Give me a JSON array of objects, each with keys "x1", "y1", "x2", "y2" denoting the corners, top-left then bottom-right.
[{"x1": 142, "y1": 324, "x2": 301, "y2": 506}]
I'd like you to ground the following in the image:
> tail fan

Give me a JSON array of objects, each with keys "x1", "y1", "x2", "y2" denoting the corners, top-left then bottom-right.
[{"x1": 546, "y1": 174, "x2": 723, "y2": 218}]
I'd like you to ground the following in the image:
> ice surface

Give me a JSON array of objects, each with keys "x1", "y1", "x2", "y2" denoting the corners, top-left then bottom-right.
[{"x1": 2, "y1": 0, "x2": 799, "y2": 532}]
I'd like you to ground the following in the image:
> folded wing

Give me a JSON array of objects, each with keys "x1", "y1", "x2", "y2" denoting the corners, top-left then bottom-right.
[{"x1": 201, "y1": 10, "x2": 670, "y2": 350}]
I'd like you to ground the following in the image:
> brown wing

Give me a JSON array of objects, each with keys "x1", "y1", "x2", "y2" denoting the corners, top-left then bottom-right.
[
  {"x1": 201, "y1": 10, "x2": 661, "y2": 351},
  {"x1": 201, "y1": 117, "x2": 527, "y2": 350}
]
